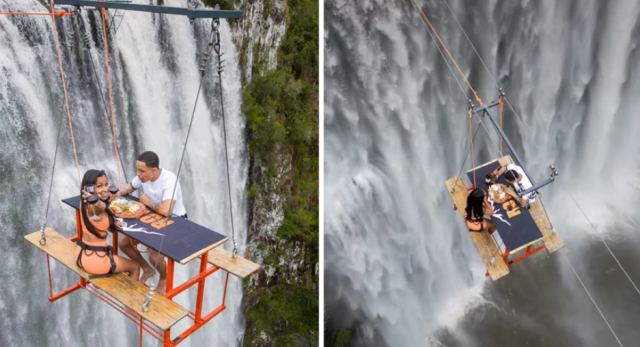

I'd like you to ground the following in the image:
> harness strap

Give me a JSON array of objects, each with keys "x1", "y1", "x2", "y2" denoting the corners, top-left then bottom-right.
[{"x1": 75, "y1": 240, "x2": 116, "y2": 277}]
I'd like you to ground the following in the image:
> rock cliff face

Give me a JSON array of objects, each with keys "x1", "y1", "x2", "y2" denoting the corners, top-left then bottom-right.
[{"x1": 220, "y1": 0, "x2": 318, "y2": 345}]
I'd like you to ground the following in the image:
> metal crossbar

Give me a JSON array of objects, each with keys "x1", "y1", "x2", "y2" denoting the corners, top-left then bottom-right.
[{"x1": 55, "y1": 0, "x2": 242, "y2": 19}]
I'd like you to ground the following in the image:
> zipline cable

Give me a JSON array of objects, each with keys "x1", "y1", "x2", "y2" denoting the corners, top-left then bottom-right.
[
  {"x1": 561, "y1": 184, "x2": 640, "y2": 298},
  {"x1": 411, "y1": 0, "x2": 484, "y2": 106},
  {"x1": 439, "y1": 0, "x2": 525, "y2": 125},
  {"x1": 563, "y1": 252, "x2": 625, "y2": 347},
  {"x1": 409, "y1": 1, "x2": 470, "y2": 104}
]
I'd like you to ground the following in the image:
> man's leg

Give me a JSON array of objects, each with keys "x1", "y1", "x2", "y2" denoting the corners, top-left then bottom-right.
[
  {"x1": 118, "y1": 235, "x2": 156, "y2": 282},
  {"x1": 149, "y1": 250, "x2": 166, "y2": 294}
]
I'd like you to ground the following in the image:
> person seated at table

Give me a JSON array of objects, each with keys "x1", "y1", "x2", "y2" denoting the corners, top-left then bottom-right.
[
  {"x1": 76, "y1": 169, "x2": 140, "y2": 280},
  {"x1": 487, "y1": 181, "x2": 528, "y2": 208},
  {"x1": 117, "y1": 151, "x2": 187, "y2": 294},
  {"x1": 487, "y1": 162, "x2": 535, "y2": 204},
  {"x1": 465, "y1": 188, "x2": 495, "y2": 233}
]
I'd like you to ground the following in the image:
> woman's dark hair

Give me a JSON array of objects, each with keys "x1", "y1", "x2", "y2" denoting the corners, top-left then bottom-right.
[
  {"x1": 465, "y1": 188, "x2": 485, "y2": 221},
  {"x1": 137, "y1": 151, "x2": 159, "y2": 168},
  {"x1": 80, "y1": 169, "x2": 116, "y2": 239}
]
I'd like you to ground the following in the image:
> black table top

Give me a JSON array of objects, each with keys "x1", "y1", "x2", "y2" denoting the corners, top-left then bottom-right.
[
  {"x1": 63, "y1": 195, "x2": 227, "y2": 264},
  {"x1": 466, "y1": 160, "x2": 543, "y2": 251}
]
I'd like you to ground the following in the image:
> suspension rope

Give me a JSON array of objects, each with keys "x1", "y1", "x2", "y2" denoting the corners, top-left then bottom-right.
[
  {"x1": 71, "y1": 8, "x2": 129, "y2": 184},
  {"x1": 467, "y1": 107, "x2": 477, "y2": 186},
  {"x1": 563, "y1": 253, "x2": 625, "y2": 347},
  {"x1": 165, "y1": 22, "x2": 218, "y2": 235},
  {"x1": 99, "y1": 7, "x2": 124, "y2": 189},
  {"x1": 39, "y1": 98, "x2": 67, "y2": 245},
  {"x1": 411, "y1": 0, "x2": 484, "y2": 107},
  {"x1": 456, "y1": 121, "x2": 482, "y2": 178},
  {"x1": 49, "y1": 0, "x2": 81, "y2": 183},
  {"x1": 561, "y1": 185, "x2": 640, "y2": 298},
  {"x1": 498, "y1": 94, "x2": 504, "y2": 156},
  {"x1": 211, "y1": 19, "x2": 239, "y2": 255}
]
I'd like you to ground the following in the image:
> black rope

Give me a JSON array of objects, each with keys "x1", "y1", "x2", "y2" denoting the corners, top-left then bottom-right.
[{"x1": 212, "y1": 19, "x2": 238, "y2": 256}]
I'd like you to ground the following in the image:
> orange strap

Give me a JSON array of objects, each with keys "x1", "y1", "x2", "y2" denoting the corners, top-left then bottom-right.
[
  {"x1": 413, "y1": 1, "x2": 484, "y2": 107},
  {"x1": 100, "y1": 8, "x2": 124, "y2": 189},
  {"x1": 498, "y1": 94, "x2": 505, "y2": 156},
  {"x1": 49, "y1": 0, "x2": 81, "y2": 183},
  {"x1": 0, "y1": 11, "x2": 71, "y2": 16},
  {"x1": 467, "y1": 107, "x2": 476, "y2": 186}
]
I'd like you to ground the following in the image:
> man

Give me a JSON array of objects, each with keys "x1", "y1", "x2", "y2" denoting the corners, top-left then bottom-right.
[
  {"x1": 487, "y1": 162, "x2": 535, "y2": 206},
  {"x1": 117, "y1": 151, "x2": 187, "y2": 294}
]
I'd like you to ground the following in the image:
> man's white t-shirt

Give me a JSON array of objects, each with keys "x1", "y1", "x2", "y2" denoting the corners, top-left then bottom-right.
[
  {"x1": 131, "y1": 169, "x2": 186, "y2": 216},
  {"x1": 507, "y1": 163, "x2": 535, "y2": 202}
]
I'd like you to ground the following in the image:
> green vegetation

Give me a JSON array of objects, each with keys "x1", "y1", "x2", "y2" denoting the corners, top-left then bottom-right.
[{"x1": 241, "y1": 0, "x2": 318, "y2": 345}]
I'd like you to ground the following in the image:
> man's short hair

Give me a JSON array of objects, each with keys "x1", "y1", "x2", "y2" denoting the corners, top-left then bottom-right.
[
  {"x1": 504, "y1": 169, "x2": 518, "y2": 182},
  {"x1": 137, "y1": 151, "x2": 159, "y2": 168}
]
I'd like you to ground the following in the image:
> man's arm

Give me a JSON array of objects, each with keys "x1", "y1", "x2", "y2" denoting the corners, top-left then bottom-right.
[
  {"x1": 139, "y1": 193, "x2": 175, "y2": 217},
  {"x1": 490, "y1": 165, "x2": 508, "y2": 180},
  {"x1": 117, "y1": 183, "x2": 136, "y2": 197}
]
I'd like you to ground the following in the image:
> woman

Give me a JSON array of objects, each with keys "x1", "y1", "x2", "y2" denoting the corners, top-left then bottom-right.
[
  {"x1": 465, "y1": 188, "x2": 495, "y2": 233},
  {"x1": 76, "y1": 169, "x2": 140, "y2": 279}
]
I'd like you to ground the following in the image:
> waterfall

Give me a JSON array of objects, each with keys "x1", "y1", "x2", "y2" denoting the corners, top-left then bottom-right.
[
  {"x1": 325, "y1": 0, "x2": 640, "y2": 346},
  {"x1": 0, "y1": 0, "x2": 248, "y2": 345}
]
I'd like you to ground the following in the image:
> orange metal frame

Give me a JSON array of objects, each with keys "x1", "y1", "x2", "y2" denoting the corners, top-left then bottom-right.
[
  {"x1": 44, "y1": 210, "x2": 231, "y2": 346},
  {"x1": 484, "y1": 242, "x2": 546, "y2": 277}
]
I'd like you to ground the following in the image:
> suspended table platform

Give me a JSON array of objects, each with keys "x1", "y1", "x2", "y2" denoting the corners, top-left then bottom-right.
[
  {"x1": 446, "y1": 155, "x2": 564, "y2": 281},
  {"x1": 25, "y1": 195, "x2": 261, "y2": 346}
]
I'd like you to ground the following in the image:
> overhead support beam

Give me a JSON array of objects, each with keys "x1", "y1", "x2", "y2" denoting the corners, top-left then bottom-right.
[{"x1": 54, "y1": 0, "x2": 242, "y2": 19}]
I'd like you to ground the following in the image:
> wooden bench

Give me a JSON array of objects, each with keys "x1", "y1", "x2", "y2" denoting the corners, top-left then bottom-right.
[
  {"x1": 207, "y1": 247, "x2": 261, "y2": 279},
  {"x1": 24, "y1": 228, "x2": 189, "y2": 330},
  {"x1": 446, "y1": 176, "x2": 510, "y2": 280},
  {"x1": 496, "y1": 156, "x2": 565, "y2": 253}
]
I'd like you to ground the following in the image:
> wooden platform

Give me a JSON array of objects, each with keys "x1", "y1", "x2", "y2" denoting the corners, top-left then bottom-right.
[
  {"x1": 24, "y1": 229, "x2": 189, "y2": 330},
  {"x1": 207, "y1": 247, "x2": 261, "y2": 279},
  {"x1": 445, "y1": 176, "x2": 510, "y2": 280},
  {"x1": 496, "y1": 156, "x2": 564, "y2": 253}
]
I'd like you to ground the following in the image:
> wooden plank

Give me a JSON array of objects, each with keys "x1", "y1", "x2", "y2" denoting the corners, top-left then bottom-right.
[
  {"x1": 24, "y1": 228, "x2": 88, "y2": 278},
  {"x1": 25, "y1": 229, "x2": 188, "y2": 330},
  {"x1": 496, "y1": 156, "x2": 565, "y2": 253},
  {"x1": 91, "y1": 275, "x2": 188, "y2": 330},
  {"x1": 445, "y1": 176, "x2": 510, "y2": 280},
  {"x1": 207, "y1": 247, "x2": 261, "y2": 279},
  {"x1": 179, "y1": 236, "x2": 228, "y2": 264},
  {"x1": 529, "y1": 200, "x2": 564, "y2": 252}
]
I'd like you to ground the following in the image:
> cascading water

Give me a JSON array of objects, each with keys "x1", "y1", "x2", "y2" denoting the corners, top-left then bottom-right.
[
  {"x1": 325, "y1": 0, "x2": 640, "y2": 346},
  {"x1": 0, "y1": 0, "x2": 248, "y2": 345}
]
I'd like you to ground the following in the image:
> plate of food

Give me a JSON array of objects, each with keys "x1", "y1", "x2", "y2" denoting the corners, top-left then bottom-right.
[
  {"x1": 488, "y1": 184, "x2": 507, "y2": 202},
  {"x1": 109, "y1": 198, "x2": 147, "y2": 219}
]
